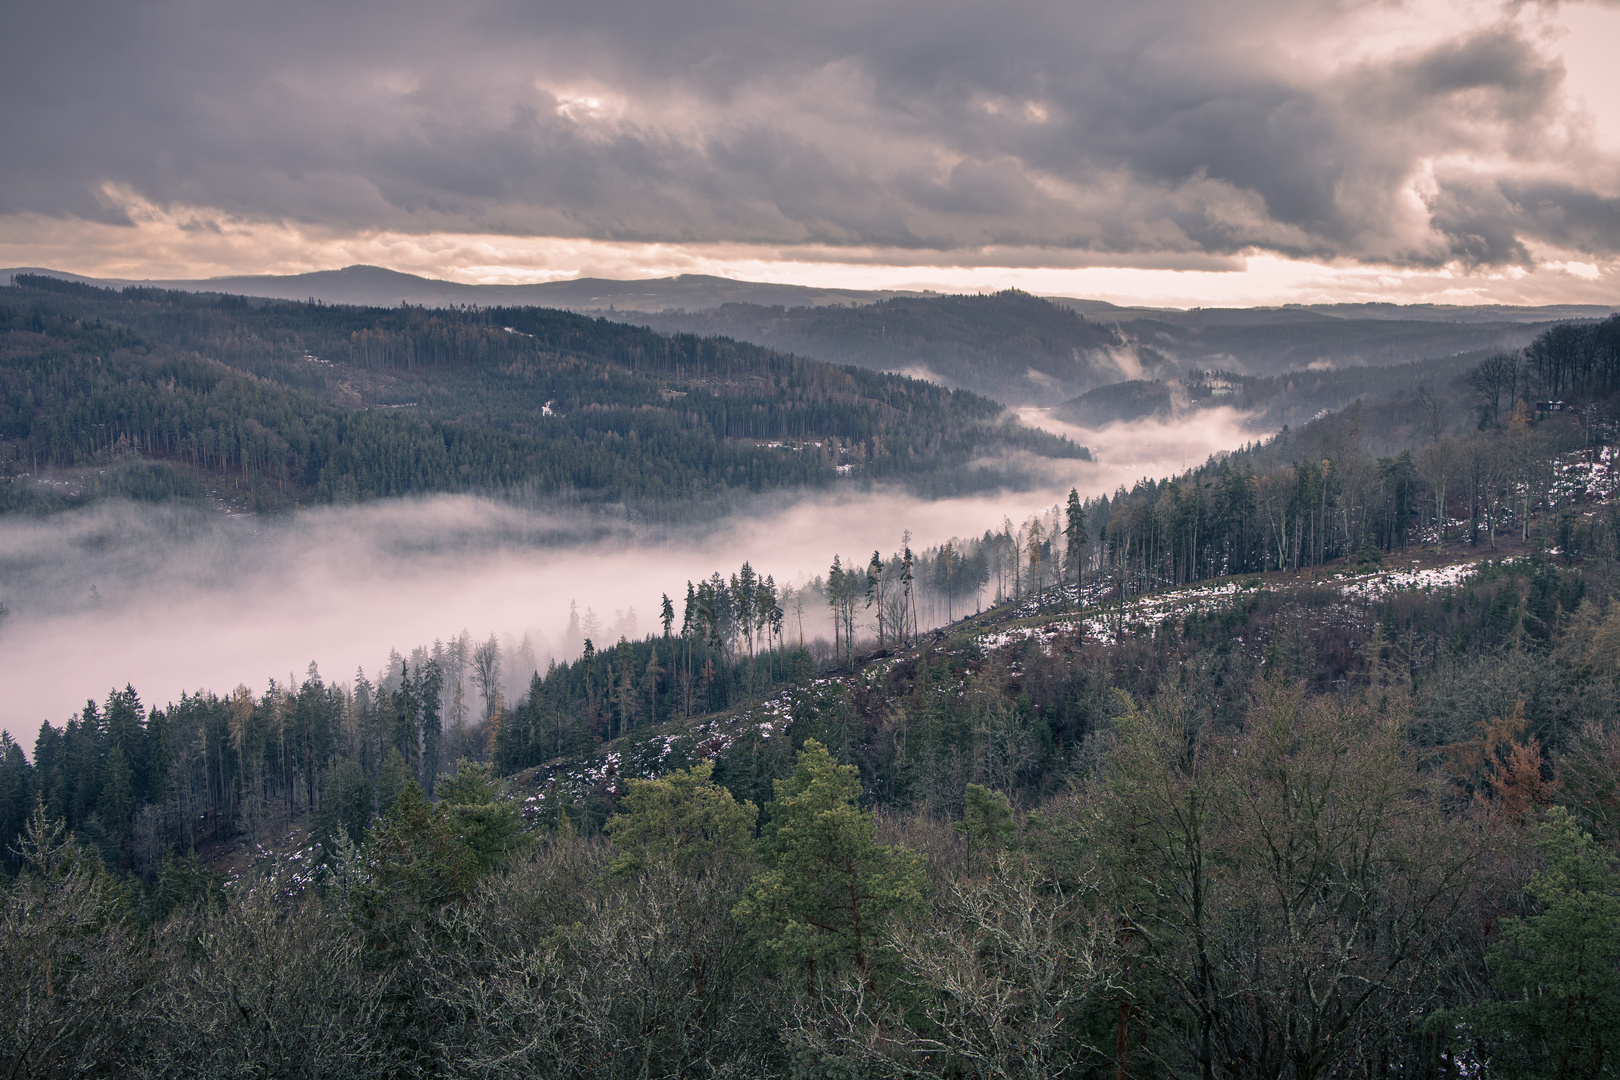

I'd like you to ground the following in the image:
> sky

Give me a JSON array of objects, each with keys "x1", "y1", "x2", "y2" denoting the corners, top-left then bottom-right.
[{"x1": 3, "y1": 0, "x2": 1620, "y2": 307}]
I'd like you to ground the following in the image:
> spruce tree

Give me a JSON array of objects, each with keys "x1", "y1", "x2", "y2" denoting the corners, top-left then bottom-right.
[
  {"x1": 97, "y1": 746, "x2": 135, "y2": 843},
  {"x1": 1457, "y1": 808, "x2": 1620, "y2": 1076},
  {"x1": 1065, "y1": 487, "x2": 1088, "y2": 606},
  {"x1": 419, "y1": 658, "x2": 443, "y2": 796},
  {"x1": 102, "y1": 686, "x2": 148, "y2": 801},
  {"x1": 0, "y1": 733, "x2": 34, "y2": 873},
  {"x1": 391, "y1": 662, "x2": 420, "y2": 775}
]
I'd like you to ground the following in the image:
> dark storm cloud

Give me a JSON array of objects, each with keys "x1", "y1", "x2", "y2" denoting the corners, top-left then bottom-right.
[{"x1": 1, "y1": 0, "x2": 1612, "y2": 265}]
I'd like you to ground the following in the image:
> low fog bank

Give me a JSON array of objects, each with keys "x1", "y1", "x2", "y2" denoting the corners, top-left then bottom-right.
[
  {"x1": 0, "y1": 408, "x2": 1261, "y2": 743},
  {"x1": 1013, "y1": 405, "x2": 1261, "y2": 478}
]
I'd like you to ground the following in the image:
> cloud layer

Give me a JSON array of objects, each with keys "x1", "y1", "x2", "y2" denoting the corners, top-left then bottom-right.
[{"x1": 3, "y1": 0, "x2": 1618, "y2": 274}]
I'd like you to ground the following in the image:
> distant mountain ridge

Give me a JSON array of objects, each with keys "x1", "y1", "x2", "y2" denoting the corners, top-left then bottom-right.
[
  {"x1": 625, "y1": 294, "x2": 1601, "y2": 406},
  {"x1": 1049, "y1": 297, "x2": 1617, "y2": 326},
  {"x1": 0, "y1": 265, "x2": 926, "y2": 312},
  {"x1": 5, "y1": 265, "x2": 1611, "y2": 324},
  {"x1": 5, "y1": 265, "x2": 1614, "y2": 410}
]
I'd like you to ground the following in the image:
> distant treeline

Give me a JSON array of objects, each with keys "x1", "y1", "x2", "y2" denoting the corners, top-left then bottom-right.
[{"x1": 0, "y1": 590, "x2": 828, "y2": 873}]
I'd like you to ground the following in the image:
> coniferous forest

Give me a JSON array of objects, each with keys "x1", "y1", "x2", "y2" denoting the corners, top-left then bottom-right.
[
  {"x1": 0, "y1": 274, "x2": 1085, "y2": 516},
  {"x1": 7, "y1": 290, "x2": 1620, "y2": 1077}
]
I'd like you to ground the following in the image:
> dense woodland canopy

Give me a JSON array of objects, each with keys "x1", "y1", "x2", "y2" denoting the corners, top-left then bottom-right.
[
  {"x1": 6, "y1": 311, "x2": 1620, "y2": 1076},
  {"x1": 0, "y1": 274, "x2": 1085, "y2": 515}
]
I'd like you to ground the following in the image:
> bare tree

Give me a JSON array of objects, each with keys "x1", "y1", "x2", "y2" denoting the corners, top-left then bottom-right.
[
  {"x1": 472, "y1": 634, "x2": 501, "y2": 721},
  {"x1": 1417, "y1": 437, "x2": 1459, "y2": 553},
  {"x1": 1082, "y1": 684, "x2": 1498, "y2": 1080},
  {"x1": 793, "y1": 857, "x2": 1117, "y2": 1080},
  {"x1": 1, "y1": 809, "x2": 154, "y2": 1077},
  {"x1": 1467, "y1": 352, "x2": 1520, "y2": 426}
]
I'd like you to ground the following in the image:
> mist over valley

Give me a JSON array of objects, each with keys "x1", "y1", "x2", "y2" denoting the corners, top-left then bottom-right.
[{"x1": 0, "y1": 403, "x2": 1257, "y2": 740}]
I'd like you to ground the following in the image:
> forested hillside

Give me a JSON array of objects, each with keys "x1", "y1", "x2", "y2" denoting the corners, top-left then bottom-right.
[
  {"x1": 1109, "y1": 305, "x2": 1549, "y2": 373},
  {"x1": 634, "y1": 289, "x2": 1568, "y2": 407},
  {"x1": 0, "y1": 275, "x2": 1085, "y2": 514},
  {"x1": 8, "y1": 314, "x2": 1620, "y2": 1077},
  {"x1": 1053, "y1": 350, "x2": 1494, "y2": 435},
  {"x1": 634, "y1": 290, "x2": 1126, "y2": 404}
]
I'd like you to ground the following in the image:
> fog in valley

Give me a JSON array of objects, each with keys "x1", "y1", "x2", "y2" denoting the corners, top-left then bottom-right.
[{"x1": 0, "y1": 408, "x2": 1260, "y2": 743}]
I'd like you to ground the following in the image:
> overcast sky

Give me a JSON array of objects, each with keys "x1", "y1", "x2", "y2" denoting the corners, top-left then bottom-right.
[{"x1": 3, "y1": 0, "x2": 1618, "y2": 306}]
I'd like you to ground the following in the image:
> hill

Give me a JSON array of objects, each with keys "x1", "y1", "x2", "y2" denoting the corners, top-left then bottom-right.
[
  {"x1": 1051, "y1": 349, "x2": 1492, "y2": 438},
  {"x1": 0, "y1": 265, "x2": 924, "y2": 312},
  {"x1": 631, "y1": 293, "x2": 1594, "y2": 408},
  {"x1": 0, "y1": 275, "x2": 1086, "y2": 516},
  {"x1": 1053, "y1": 378, "x2": 1180, "y2": 426},
  {"x1": 1052, "y1": 296, "x2": 1617, "y2": 325},
  {"x1": 11, "y1": 269, "x2": 1610, "y2": 412},
  {"x1": 630, "y1": 290, "x2": 1127, "y2": 406},
  {"x1": 1107, "y1": 311, "x2": 1554, "y2": 377}
]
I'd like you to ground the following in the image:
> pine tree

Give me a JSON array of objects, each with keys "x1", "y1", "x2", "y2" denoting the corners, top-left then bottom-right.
[
  {"x1": 866, "y1": 551, "x2": 887, "y2": 646},
  {"x1": 350, "y1": 782, "x2": 479, "y2": 960},
  {"x1": 419, "y1": 658, "x2": 444, "y2": 796},
  {"x1": 0, "y1": 733, "x2": 33, "y2": 873},
  {"x1": 436, "y1": 761, "x2": 525, "y2": 871},
  {"x1": 1065, "y1": 487, "x2": 1089, "y2": 607},
  {"x1": 735, "y1": 562, "x2": 758, "y2": 659},
  {"x1": 681, "y1": 581, "x2": 698, "y2": 716},
  {"x1": 902, "y1": 535, "x2": 916, "y2": 644},
  {"x1": 1026, "y1": 518, "x2": 1045, "y2": 604},
  {"x1": 615, "y1": 643, "x2": 638, "y2": 739},
  {"x1": 827, "y1": 556, "x2": 846, "y2": 661},
  {"x1": 68, "y1": 701, "x2": 103, "y2": 829},
  {"x1": 391, "y1": 662, "x2": 420, "y2": 775},
  {"x1": 102, "y1": 685, "x2": 148, "y2": 802},
  {"x1": 291, "y1": 665, "x2": 331, "y2": 813},
  {"x1": 641, "y1": 650, "x2": 665, "y2": 727},
  {"x1": 735, "y1": 739, "x2": 926, "y2": 992},
  {"x1": 607, "y1": 760, "x2": 755, "y2": 877},
  {"x1": 1433, "y1": 808, "x2": 1620, "y2": 1076},
  {"x1": 957, "y1": 782, "x2": 1016, "y2": 873},
  {"x1": 97, "y1": 746, "x2": 135, "y2": 843},
  {"x1": 375, "y1": 747, "x2": 412, "y2": 818}
]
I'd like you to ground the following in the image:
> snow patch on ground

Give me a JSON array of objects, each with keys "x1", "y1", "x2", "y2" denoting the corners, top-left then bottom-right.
[
  {"x1": 514, "y1": 681, "x2": 856, "y2": 821},
  {"x1": 972, "y1": 560, "x2": 1504, "y2": 658},
  {"x1": 1552, "y1": 445, "x2": 1620, "y2": 506}
]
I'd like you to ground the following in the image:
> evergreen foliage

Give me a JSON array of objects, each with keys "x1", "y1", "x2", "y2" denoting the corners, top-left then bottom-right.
[
  {"x1": 0, "y1": 275, "x2": 1087, "y2": 514},
  {"x1": 735, "y1": 740, "x2": 926, "y2": 990}
]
